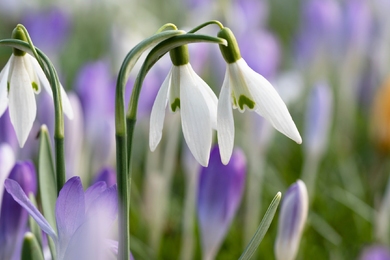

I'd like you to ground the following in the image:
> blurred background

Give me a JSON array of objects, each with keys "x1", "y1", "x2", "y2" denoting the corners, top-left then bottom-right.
[{"x1": 1, "y1": 0, "x2": 390, "y2": 259}]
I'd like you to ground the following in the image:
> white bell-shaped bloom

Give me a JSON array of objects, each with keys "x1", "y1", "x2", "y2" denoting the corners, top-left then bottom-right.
[
  {"x1": 217, "y1": 27, "x2": 302, "y2": 164},
  {"x1": 150, "y1": 62, "x2": 217, "y2": 167},
  {"x1": 0, "y1": 53, "x2": 73, "y2": 147}
]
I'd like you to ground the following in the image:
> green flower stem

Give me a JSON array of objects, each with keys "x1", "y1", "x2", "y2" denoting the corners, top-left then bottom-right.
[
  {"x1": 115, "y1": 26, "x2": 185, "y2": 260},
  {"x1": 0, "y1": 38, "x2": 66, "y2": 193},
  {"x1": 187, "y1": 20, "x2": 224, "y2": 33}
]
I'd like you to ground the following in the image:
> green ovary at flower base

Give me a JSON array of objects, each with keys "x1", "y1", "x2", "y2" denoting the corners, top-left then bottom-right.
[{"x1": 216, "y1": 27, "x2": 302, "y2": 165}]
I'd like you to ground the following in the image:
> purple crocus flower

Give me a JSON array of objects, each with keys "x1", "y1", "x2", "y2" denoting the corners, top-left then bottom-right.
[
  {"x1": 274, "y1": 180, "x2": 308, "y2": 260},
  {"x1": 75, "y1": 61, "x2": 116, "y2": 173},
  {"x1": 359, "y1": 245, "x2": 390, "y2": 260},
  {"x1": 304, "y1": 81, "x2": 333, "y2": 157},
  {"x1": 197, "y1": 145, "x2": 246, "y2": 260},
  {"x1": 0, "y1": 161, "x2": 37, "y2": 260},
  {"x1": 22, "y1": 7, "x2": 71, "y2": 56},
  {"x1": 342, "y1": 0, "x2": 373, "y2": 52},
  {"x1": 93, "y1": 166, "x2": 117, "y2": 187},
  {"x1": 5, "y1": 176, "x2": 118, "y2": 260}
]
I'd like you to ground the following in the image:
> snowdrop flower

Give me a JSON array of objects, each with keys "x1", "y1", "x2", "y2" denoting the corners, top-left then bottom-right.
[
  {"x1": 0, "y1": 25, "x2": 73, "y2": 147},
  {"x1": 5, "y1": 176, "x2": 117, "y2": 260},
  {"x1": 216, "y1": 27, "x2": 302, "y2": 164},
  {"x1": 150, "y1": 44, "x2": 218, "y2": 166},
  {"x1": 275, "y1": 180, "x2": 308, "y2": 260},
  {"x1": 197, "y1": 145, "x2": 246, "y2": 260}
]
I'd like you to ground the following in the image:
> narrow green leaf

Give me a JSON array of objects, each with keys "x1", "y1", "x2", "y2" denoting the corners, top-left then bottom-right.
[
  {"x1": 38, "y1": 125, "x2": 57, "y2": 260},
  {"x1": 21, "y1": 232, "x2": 44, "y2": 260},
  {"x1": 28, "y1": 194, "x2": 43, "y2": 249},
  {"x1": 238, "y1": 192, "x2": 282, "y2": 260}
]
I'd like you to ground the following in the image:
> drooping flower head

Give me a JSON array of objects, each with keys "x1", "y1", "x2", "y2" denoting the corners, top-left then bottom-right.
[
  {"x1": 216, "y1": 27, "x2": 302, "y2": 164},
  {"x1": 0, "y1": 161, "x2": 37, "y2": 260},
  {"x1": 150, "y1": 44, "x2": 218, "y2": 166},
  {"x1": 0, "y1": 25, "x2": 73, "y2": 147},
  {"x1": 274, "y1": 180, "x2": 308, "y2": 260},
  {"x1": 197, "y1": 145, "x2": 246, "y2": 260},
  {"x1": 5, "y1": 176, "x2": 117, "y2": 260}
]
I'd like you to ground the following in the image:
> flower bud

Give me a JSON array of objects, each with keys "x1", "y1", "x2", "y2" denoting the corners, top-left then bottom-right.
[{"x1": 275, "y1": 180, "x2": 308, "y2": 260}]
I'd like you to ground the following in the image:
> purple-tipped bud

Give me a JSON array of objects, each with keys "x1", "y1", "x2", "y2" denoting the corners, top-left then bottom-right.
[
  {"x1": 197, "y1": 146, "x2": 246, "y2": 260},
  {"x1": 275, "y1": 180, "x2": 308, "y2": 260},
  {"x1": 304, "y1": 82, "x2": 333, "y2": 156},
  {"x1": 359, "y1": 245, "x2": 390, "y2": 260},
  {"x1": 0, "y1": 161, "x2": 37, "y2": 260},
  {"x1": 93, "y1": 167, "x2": 117, "y2": 187}
]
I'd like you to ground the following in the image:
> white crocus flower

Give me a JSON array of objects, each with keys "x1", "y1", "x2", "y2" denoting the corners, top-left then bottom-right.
[
  {"x1": 0, "y1": 27, "x2": 73, "y2": 147},
  {"x1": 217, "y1": 27, "x2": 302, "y2": 164},
  {"x1": 150, "y1": 45, "x2": 217, "y2": 167}
]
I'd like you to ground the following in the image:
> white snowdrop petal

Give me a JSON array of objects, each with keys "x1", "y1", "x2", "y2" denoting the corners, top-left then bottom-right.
[
  {"x1": 217, "y1": 70, "x2": 235, "y2": 165},
  {"x1": 8, "y1": 56, "x2": 37, "y2": 147},
  {"x1": 149, "y1": 68, "x2": 172, "y2": 151},
  {"x1": 0, "y1": 58, "x2": 11, "y2": 116},
  {"x1": 25, "y1": 54, "x2": 41, "y2": 94},
  {"x1": 180, "y1": 65, "x2": 212, "y2": 167},
  {"x1": 237, "y1": 59, "x2": 302, "y2": 144},
  {"x1": 188, "y1": 64, "x2": 218, "y2": 129},
  {"x1": 30, "y1": 54, "x2": 51, "y2": 94}
]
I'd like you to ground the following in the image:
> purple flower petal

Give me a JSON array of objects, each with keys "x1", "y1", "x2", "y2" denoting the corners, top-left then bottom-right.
[
  {"x1": 4, "y1": 179, "x2": 56, "y2": 240},
  {"x1": 359, "y1": 245, "x2": 390, "y2": 260},
  {"x1": 86, "y1": 185, "x2": 118, "y2": 224},
  {"x1": 0, "y1": 161, "x2": 37, "y2": 260},
  {"x1": 55, "y1": 176, "x2": 85, "y2": 258},
  {"x1": 93, "y1": 167, "x2": 117, "y2": 187},
  {"x1": 85, "y1": 181, "x2": 107, "y2": 211}
]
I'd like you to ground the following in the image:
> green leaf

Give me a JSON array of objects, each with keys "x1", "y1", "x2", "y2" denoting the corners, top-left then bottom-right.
[
  {"x1": 238, "y1": 192, "x2": 282, "y2": 260},
  {"x1": 38, "y1": 125, "x2": 57, "y2": 260},
  {"x1": 21, "y1": 232, "x2": 44, "y2": 260}
]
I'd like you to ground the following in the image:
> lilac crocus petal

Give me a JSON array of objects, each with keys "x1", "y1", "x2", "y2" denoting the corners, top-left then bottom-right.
[
  {"x1": 197, "y1": 146, "x2": 246, "y2": 259},
  {"x1": 93, "y1": 167, "x2": 117, "y2": 187},
  {"x1": 359, "y1": 245, "x2": 390, "y2": 260},
  {"x1": 4, "y1": 179, "x2": 56, "y2": 240},
  {"x1": 85, "y1": 181, "x2": 107, "y2": 210},
  {"x1": 107, "y1": 240, "x2": 135, "y2": 260},
  {"x1": 304, "y1": 82, "x2": 333, "y2": 156},
  {"x1": 0, "y1": 161, "x2": 37, "y2": 260},
  {"x1": 55, "y1": 176, "x2": 85, "y2": 259},
  {"x1": 86, "y1": 185, "x2": 118, "y2": 223},
  {"x1": 275, "y1": 180, "x2": 308, "y2": 260}
]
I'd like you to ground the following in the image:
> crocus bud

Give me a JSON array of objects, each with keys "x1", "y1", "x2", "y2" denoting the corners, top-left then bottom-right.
[
  {"x1": 275, "y1": 180, "x2": 308, "y2": 260},
  {"x1": 359, "y1": 245, "x2": 390, "y2": 260},
  {"x1": 0, "y1": 161, "x2": 37, "y2": 260},
  {"x1": 304, "y1": 81, "x2": 333, "y2": 157},
  {"x1": 197, "y1": 145, "x2": 246, "y2": 260}
]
